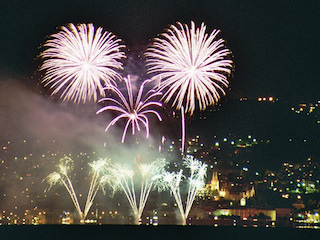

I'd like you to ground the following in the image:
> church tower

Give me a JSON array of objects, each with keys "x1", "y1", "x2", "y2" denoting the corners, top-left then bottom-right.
[{"x1": 210, "y1": 172, "x2": 219, "y2": 191}]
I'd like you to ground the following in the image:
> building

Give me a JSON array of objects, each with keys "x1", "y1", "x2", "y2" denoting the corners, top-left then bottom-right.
[
  {"x1": 198, "y1": 171, "x2": 255, "y2": 203},
  {"x1": 189, "y1": 206, "x2": 292, "y2": 227}
]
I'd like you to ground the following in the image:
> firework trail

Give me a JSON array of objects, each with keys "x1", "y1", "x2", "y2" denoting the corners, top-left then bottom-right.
[
  {"x1": 97, "y1": 75, "x2": 162, "y2": 143},
  {"x1": 163, "y1": 155, "x2": 207, "y2": 225},
  {"x1": 43, "y1": 157, "x2": 109, "y2": 223},
  {"x1": 40, "y1": 23, "x2": 126, "y2": 103},
  {"x1": 103, "y1": 158, "x2": 166, "y2": 224},
  {"x1": 145, "y1": 21, "x2": 233, "y2": 152}
]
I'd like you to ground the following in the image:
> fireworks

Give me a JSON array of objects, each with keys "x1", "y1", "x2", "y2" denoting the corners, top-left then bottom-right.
[
  {"x1": 40, "y1": 23, "x2": 126, "y2": 103},
  {"x1": 145, "y1": 21, "x2": 233, "y2": 115},
  {"x1": 97, "y1": 75, "x2": 162, "y2": 143},
  {"x1": 36, "y1": 21, "x2": 232, "y2": 225},
  {"x1": 163, "y1": 155, "x2": 207, "y2": 225},
  {"x1": 145, "y1": 21, "x2": 233, "y2": 152},
  {"x1": 103, "y1": 158, "x2": 166, "y2": 224},
  {"x1": 43, "y1": 157, "x2": 109, "y2": 223}
]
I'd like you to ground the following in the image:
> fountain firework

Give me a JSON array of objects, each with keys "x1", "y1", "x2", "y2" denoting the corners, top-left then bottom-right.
[
  {"x1": 163, "y1": 155, "x2": 207, "y2": 225},
  {"x1": 40, "y1": 23, "x2": 126, "y2": 103},
  {"x1": 97, "y1": 75, "x2": 162, "y2": 143},
  {"x1": 43, "y1": 157, "x2": 109, "y2": 223},
  {"x1": 103, "y1": 158, "x2": 166, "y2": 224},
  {"x1": 145, "y1": 21, "x2": 233, "y2": 152}
]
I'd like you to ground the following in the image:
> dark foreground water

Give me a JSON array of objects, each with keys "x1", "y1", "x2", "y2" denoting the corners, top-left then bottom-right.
[{"x1": 0, "y1": 225, "x2": 319, "y2": 240}]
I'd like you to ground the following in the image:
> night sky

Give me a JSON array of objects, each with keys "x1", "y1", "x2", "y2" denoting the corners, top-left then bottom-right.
[
  {"x1": 0, "y1": 0, "x2": 319, "y2": 101},
  {"x1": 1, "y1": 1, "x2": 320, "y2": 231},
  {"x1": 0, "y1": 0, "x2": 320, "y2": 161}
]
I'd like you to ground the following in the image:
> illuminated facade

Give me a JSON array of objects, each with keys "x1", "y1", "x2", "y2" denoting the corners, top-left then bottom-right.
[
  {"x1": 197, "y1": 172, "x2": 255, "y2": 202},
  {"x1": 189, "y1": 207, "x2": 292, "y2": 227},
  {"x1": 214, "y1": 208, "x2": 276, "y2": 221}
]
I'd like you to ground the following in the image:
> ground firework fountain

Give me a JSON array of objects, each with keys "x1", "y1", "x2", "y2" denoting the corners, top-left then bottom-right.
[
  {"x1": 163, "y1": 155, "x2": 207, "y2": 225},
  {"x1": 104, "y1": 158, "x2": 166, "y2": 224},
  {"x1": 43, "y1": 157, "x2": 109, "y2": 223}
]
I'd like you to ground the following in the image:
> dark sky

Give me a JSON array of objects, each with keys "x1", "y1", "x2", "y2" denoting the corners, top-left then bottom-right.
[
  {"x1": 0, "y1": 1, "x2": 320, "y2": 216},
  {"x1": 1, "y1": 1, "x2": 320, "y2": 223},
  {"x1": 1, "y1": 0, "x2": 320, "y2": 155},
  {"x1": 0, "y1": 0, "x2": 319, "y2": 101}
]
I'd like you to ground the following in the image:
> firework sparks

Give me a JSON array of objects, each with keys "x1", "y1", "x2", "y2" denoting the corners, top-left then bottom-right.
[
  {"x1": 163, "y1": 155, "x2": 207, "y2": 225},
  {"x1": 103, "y1": 158, "x2": 166, "y2": 224},
  {"x1": 145, "y1": 21, "x2": 233, "y2": 152},
  {"x1": 40, "y1": 23, "x2": 126, "y2": 103},
  {"x1": 145, "y1": 21, "x2": 233, "y2": 114},
  {"x1": 97, "y1": 75, "x2": 162, "y2": 143},
  {"x1": 43, "y1": 157, "x2": 109, "y2": 223}
]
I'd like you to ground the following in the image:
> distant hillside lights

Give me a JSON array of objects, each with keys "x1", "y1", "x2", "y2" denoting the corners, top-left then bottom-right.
[
  {"x1": 239, "y1": 97, "x2": 277, "y2": 102},
  {"x1": 291, "y1": 101, "x2": 319, "y2": 115},
  {"x1": 257, "y1": 96, "x2": 276, "y2": 102}
]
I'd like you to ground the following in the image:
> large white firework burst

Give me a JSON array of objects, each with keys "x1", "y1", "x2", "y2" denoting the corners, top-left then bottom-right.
[
  {"x1": 40, "y1": 23, "x2": 126, "y2": 103},
  {"x1": 145, "y1": 21, "x2": 233, "y2": 115}
]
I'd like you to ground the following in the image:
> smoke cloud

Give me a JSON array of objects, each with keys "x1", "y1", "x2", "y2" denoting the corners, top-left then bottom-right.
[{"x1": 0, "y1": 72, "x2": 177, "y2": 220}]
